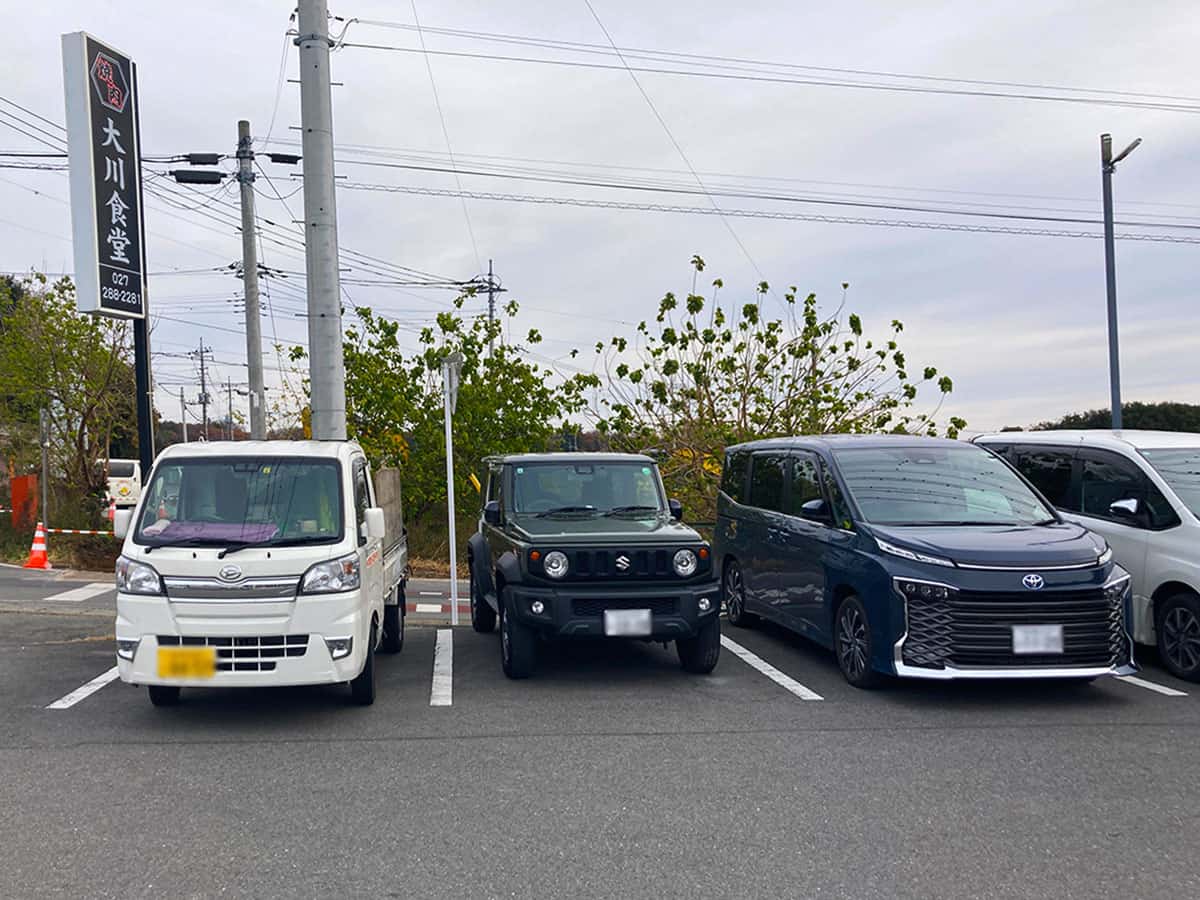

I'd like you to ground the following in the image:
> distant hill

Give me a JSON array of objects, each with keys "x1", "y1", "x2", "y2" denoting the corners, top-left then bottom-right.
[{"x1": 1027, "y1": 401, "x2": 1200, "y2": 432}]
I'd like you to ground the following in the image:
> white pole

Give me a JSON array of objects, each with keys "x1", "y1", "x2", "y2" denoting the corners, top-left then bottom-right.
[
  {"x1": 443, "y1": 374, "x2": 458, "y2": 626},
  {"x1": 236, "y1": 119, "x2": 267, "y2": 440}
]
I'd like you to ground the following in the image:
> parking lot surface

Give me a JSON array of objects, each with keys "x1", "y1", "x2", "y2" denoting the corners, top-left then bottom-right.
[{"x1": 2, "y1": 567, "x2": 1198, "y2": 899}]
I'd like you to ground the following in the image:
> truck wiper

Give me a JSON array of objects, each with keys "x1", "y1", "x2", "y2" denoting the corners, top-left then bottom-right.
[
  {"x1": 604, "y1": 505, "x2": 661, "y2": 517},
  {"x1": 144, "y1": 537, "x2": 227, "y2": 554},
  {"x1": 217, "y1": 541, "x2": 260, "y2": 559},
  {"x1": 535, "y1": 505, "x2": 599, "y2": 518},
  {"x1": 268, "y1": 536, "x2": 338, "y2": 547}
]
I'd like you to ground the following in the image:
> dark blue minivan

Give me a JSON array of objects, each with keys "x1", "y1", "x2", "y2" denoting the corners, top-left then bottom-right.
[{"x1": 714, "y1": 435, "x2": 1136, "y2": 687}]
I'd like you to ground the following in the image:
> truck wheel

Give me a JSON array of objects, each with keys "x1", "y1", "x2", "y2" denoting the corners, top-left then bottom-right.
[
  {"x1": 724, "y1": 560, "x2": 756, "y2": 628},
  {"x1": 835, "y1": 595, "x2": 883, "y2": 689},
  {"x1": 677, "y1": 616, "x2": 721, "y2": 674},
  {"x1": 500, "y1": 594, "x2": 537, "y2": 679},
  {"x1": 350, "y1": 622, "x2": 377, "y2": 705},
  {"x1": 471, "y1": 568, "x2": 497, "y2": 633},
  {"x1": 148, "y1": 685, "x2": 181, "y2": 707},
  {"x1": 381, "y1": 588, "x2": 405, "y2": 654},
  {"x1": 1156, "y1": 591, "x2": 1200, "y2": 682}
]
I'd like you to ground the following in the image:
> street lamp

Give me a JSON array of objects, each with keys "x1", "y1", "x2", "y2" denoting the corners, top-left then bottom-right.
[{"x1": 1100, "y1": 133, "x2": 1142, "y2": 431}]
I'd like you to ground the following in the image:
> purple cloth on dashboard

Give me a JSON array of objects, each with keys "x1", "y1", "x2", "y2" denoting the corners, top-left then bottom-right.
[{"x1": 150, "y1": 521, "x2": 279, "y2": 542}]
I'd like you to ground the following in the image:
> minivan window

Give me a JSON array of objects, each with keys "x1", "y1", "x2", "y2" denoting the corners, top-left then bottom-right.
[
  {"x1": 721, "y1": 449, "x2": 749, "y2": 504},
  {"x1": 833, "y1": 445, "x2": 1056, "y2": 526},
  {"x1": 748, "y1": 453, "x2": 787, "y2": 513},
  {"x1": 823, "y1": 468, "x2": 854, "y2": 531},
  {"x1": 1079, "y1": 449, "x2": 1177, "y2": 529},
  {"x1": 789, "y1": 452, "x2": 822, "y2": 514},
  {"x1": 1141, "y1": 448, "x2": 1200, "y2": 520},
  {"x1": 1011, "y1": 446, "x2": 1077, "y2": 510}
]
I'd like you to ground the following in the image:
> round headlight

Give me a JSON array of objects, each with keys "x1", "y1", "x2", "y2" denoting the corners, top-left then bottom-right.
[
  {"x1": 543, "y1": 550, "x2": 569, "y2": 579},
  {"x1": 673, "y1": 549, "x2": 698, "y2": 577}
]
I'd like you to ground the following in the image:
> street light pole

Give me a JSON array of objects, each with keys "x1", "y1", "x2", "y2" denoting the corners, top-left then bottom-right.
[
  {"x1": 1100, "y1": 132, "x2": 1141, "y2": 431},
  {"x1": 236, "y1": 119, "x2": 267, "y2": 440}
]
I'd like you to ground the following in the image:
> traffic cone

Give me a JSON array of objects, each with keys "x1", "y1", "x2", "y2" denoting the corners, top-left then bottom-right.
[
  {"x1": 23, "y1": 521, "x2": 52, "y2": 570},
  {"x1": 106, "y1": 499, "x2": 116, "y2": 522}
]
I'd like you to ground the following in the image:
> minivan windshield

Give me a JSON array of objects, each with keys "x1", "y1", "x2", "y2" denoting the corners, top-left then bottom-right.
[
  {"x1": 1141, "y1": 448, "x2": 1200, "y2": 519},
  {"x1": 510, "y1": 462, "x2": 664, "y2": 517},
  {"x1": 134, "y1": 457, "x2": 343, "y2": 547},
  {"x1": 833, "y1": 445, "x2": 1057, "y2": 526}
]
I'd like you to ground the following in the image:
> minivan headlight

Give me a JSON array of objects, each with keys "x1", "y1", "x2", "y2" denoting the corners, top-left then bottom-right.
[
  {"x1": 301, "y1": 552, "x2": 361, "y2": 594},
  {"x1": 673, "y1": 549, "x2": 698, "y2": 577},
  {"x1": 894, "y1": 578, "x2": 957, "y2": 602},
  {"x1": 876, "y1": 537, "x2": 955, "y2": 568},
  {"x1": 1103, "y1": 573, "x2": 1130, "y2": 605},
  {"x1": 115, "y1": 555, "x2": 163, "y2": 595},
  {"x1": 1098, "y1": 545, "x2": 1114, "y2": 566}
]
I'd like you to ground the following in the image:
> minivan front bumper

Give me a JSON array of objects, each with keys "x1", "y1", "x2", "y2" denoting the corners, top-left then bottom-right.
[{"x1": 890, "y1": 656, "x2": 1135, "y2": 680}]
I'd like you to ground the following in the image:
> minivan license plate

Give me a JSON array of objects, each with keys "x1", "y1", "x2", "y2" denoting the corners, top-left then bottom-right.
[
  {"x1": 604, "y1": 609, "x2": 652, "y2": 636},
  {"x1": 1012, "y1": 624, "x2": 1064, "y2": 655}
]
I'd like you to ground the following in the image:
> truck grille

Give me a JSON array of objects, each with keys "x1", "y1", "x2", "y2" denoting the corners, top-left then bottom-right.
[
  {"x1": 157, "y1": 634, "x2": 309, "y2": 672},
  {"x1": 902, "y1": 589, "x2": 1126, "y2": 669},
  {"x1": 571, "y1": 597, "x2": 677, "y2": 617}
]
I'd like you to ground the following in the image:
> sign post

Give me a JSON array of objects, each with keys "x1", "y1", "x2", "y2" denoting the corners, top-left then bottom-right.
[
  {"x1": 443, "y1": 352, "x2": 463, "y2": 626},
  {"x1": 62, "y1": 32, "x2": 154, "y2": 474}
]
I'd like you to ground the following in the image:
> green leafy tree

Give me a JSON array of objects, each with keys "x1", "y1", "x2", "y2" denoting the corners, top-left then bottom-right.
[
  {"x1": 1033, "y1": 402, "x2": 1200, "y2": 432},
  {"x1": 581, "y1": 256, "x2": 964, "y2": 522}
]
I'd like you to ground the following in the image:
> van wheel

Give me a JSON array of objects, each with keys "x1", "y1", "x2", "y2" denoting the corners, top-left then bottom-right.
[
  {"x1": 1157, "y1": 592, "x2": 1200, "y2": 682},
  {"x1": 677, "y1": 616, "x2": 721, "y2": 674},
  {"x1": 500, "y1": 593, "x2": 536, "y2": 679},
  {"x1": 381, "y1": 589, "x2": 405, "y2": 654},
  {"x1": 471, "y1": 568, "x2": 497, "y2": 633},
  {"x1": 148, "y1": 685, "x2": 181, "y2": 707},
  {"x1": 723, "y1": 561, "x2": 756, "y2": 627},
  {"x1": 835, "y1": 595, "x2": 883, "y2": 689},
  {"x1": 350, "y1": 622, "x2": 377, "y2": 705}
]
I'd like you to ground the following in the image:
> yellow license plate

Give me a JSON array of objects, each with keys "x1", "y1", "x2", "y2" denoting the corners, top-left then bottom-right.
[{"x1": 157, "y1": 646, "x2": 217, "y2": 679}]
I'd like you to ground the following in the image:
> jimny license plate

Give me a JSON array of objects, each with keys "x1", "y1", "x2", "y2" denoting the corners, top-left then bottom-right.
[
  {"x1": 1012, "y1": 624, "x2": 1064, "y2": 655},
  {"x1": 157, "y1": 646, "x2": 217, "y2": 679},
  {"x1": 604, "y1": 608, "x2": 652, "y2": 637}
]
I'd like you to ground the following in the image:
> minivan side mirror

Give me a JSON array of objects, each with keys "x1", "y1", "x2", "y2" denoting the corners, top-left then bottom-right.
[
  {"x1": 113, "y1": 507, "x2": 133, "y2": 539},
  {"x1": 483, "y1": 500, "x2": 502, "y2": 526},
  {"x1": 799, "y1": 498, "x2": 831, "y2": 523},
  {"x1": 668, "y1": 498, "x2": 683, "y2": 521},
  {"x1": 1109, "y1": 498, "x2": 1140, "y2": 520}
]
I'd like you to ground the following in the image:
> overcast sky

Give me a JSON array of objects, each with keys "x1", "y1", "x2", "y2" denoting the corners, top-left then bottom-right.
[{"x1": 6, "y1": 1, "x2": 1200, "y2": 435}]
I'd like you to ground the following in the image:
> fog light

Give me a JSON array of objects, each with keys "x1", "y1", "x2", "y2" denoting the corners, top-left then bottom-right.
[
  {"x1": 116, "y1": 638, "x2": 139, "y2": 660},
  {"x1": 531, "y1": 600, "x2": 545, "y2": 615},
  {"x1": 324, "y1": 636, "x2": 353, "y2": 660},
  {"x1": 698, "y1": 597, "x2": 712, "y2": 612}
]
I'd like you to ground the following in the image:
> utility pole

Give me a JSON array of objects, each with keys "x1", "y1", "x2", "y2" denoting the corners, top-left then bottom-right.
[
  {"x1": 179, "y1": 388, "x2": 188, "y2": 443},
  {"x1": 487, "y1": 258, "x2": 496, "y2": 357},
  {"x1": 226, "y1": 378, "x2": 235, "y2": 440},
  {"x1": 190, "y1": 339, "x2": 213, "y2": 441},
  {"x1": 443, "y1": 352, "x2": 463, "y2": 626},
  {"x1": 297, "y1": 0, "x2": 347, "y2": 440},
  {"x1": 39, "y1": 409, "x2": 49, "y2": 524},
  {"x1": 1100, "y1": 132, "x2": 1142, "y2": 431},
  {"x1": 236, "y1": 120, "x2": 267, "y2": 440}
]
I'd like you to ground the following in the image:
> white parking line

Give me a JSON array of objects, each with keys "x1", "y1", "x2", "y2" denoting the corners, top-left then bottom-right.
[
  {"x1": 418, "y1": 591, "x2": 443, "y2": 597},
  {"x1": 1116, "y1": 675, "x2": 1188, "y2": 697},
  {"x1": 43, "y1": 582, "x2": 113, "y2": 603},
  {"x1": 720, "y1": 635, "x2": 824, "y2": 700},
  {"x1": 46, "y1": 666, "x2": 120, "y2": 710},
  {"x1": 415, "y1": 602, "x2": 442, "y2": 614},
  {"x1": 430, "y1": 628, "x2": 453, "y2": 706}
]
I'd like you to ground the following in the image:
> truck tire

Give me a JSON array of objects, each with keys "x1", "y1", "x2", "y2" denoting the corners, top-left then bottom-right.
[
  {"x1": 677, "y1": 616, "x2": 721, "y2": 674},
  {"x1": 501, "y1": 593, "x2": 537, "y2": 679},
  {"x1": 381, "y1": 587, "x2": 405, "y2": 654},
  {"x1": 1156, "y1": 591, "x2": 1200, "y2": 682},
  {"x1": 350, "y1": 622, "x2": 377, "y2": 705},
  {"x1": 148, "y1": 685, "x2": 181, "y2": 707},
  {"x1": 471, "y1": 568, "x2": 497, "y2": 633}
]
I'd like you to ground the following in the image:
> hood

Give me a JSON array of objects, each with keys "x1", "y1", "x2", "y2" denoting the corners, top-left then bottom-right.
[
  {"x1": 510, "y1": 514, "x2": 703, "y2": 545},
  {"x1": 126, "y1": 542, "x2": 346, "y2": 578},
  {"x1": 866, "y1": 521, "x2": 1104, "y2": 568}
]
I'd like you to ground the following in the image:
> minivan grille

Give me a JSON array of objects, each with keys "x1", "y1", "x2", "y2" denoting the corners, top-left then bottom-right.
[
  {"x1": 157, "y1": 634, "x2": 309, "y2": 672},
  {"x1": 902, "y1": 589, "x2": 1126, "y2": 669}
]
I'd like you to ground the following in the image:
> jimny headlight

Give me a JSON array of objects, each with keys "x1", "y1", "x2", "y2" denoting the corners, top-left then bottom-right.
[
  {"x1": 673, "y1": 549, "x2": 698, "y2": 577},
  {"x1": 543, "y1": 550, "x2": 569, "y2": 579},
  {"x1": 115, "y1": 555, "x2": 163, "y2": 596},
  {"x1": 301, "y1": 552, "x2": 361, "y2": 594}
]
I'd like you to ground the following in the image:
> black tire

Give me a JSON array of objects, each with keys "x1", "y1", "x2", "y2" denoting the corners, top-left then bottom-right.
[
  {"x1": 350, "y1": 622, "x2": 377, "y2": 705},
  {"x1": 1156, "y1": 591, "x2": 1200, "y2": 682},
  {"x1": 148, "y1": 685, "x2": 181, "y2": 707},
  {"x1": 500, "y1": 592, "x2": 537, "y2": 679},
  {"x1": 471, "y1": 566, "x2": 497, "y2": 634},
  {"x1": 723, "y1": 560, "x2": 756, "y2": 628},
  {"x1": 835, "y1": 595, "x2": 883, "y2": 689},
  {"x1": 677, "y1": 616, "x2": 721, "y2": 674},
  {"x1": 381, "y1": 588, "x2": 405, "y2": 654}
]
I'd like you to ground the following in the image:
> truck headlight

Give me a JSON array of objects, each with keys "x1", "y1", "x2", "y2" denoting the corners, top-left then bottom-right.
[
  {"x1": 301, "y1": 552, "x2": 361, "y2": 594},
  {"x1": 543, "y1": 551, "x2": 569, "y2": 579},
  {"x1": 115, "y1": 556, "x2": 163, "y2": 595},
  {"x1": 673, "y1": 549, "x2": 698, "y2": 577}
]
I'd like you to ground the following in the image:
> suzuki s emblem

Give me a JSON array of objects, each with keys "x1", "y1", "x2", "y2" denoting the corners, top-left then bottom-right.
[
  {"x1": 218, "y1": 564, "x2": 243, "y2": 582},
  {"x1": 1022, "y1": 573, "x2": 1045, "y2": 591},
  {"x1": 615, "y1": 555, "x2": 631, "y2": 572}
]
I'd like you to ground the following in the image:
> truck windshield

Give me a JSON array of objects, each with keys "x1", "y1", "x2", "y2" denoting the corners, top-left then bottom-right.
[
  {"x1": 134, "y1": 457, "x2": 343, "y2": 547},
  {"x1": 511, "y1": 462, "x2": 664, "y2": 516},
  {"x1": 1141, "y1": 448, "x2": 1200, "y2": 519},
  {"x1": 833, "y1": 445, "x2": 1056, "y2": 526}
]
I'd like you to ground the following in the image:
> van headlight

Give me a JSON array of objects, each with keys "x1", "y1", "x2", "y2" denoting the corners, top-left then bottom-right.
[
  {"x1": 301, "y1": 553, "x2": 361, "y2": 594},
  {"x1": 115, "y1": 556, "x2": 163, "y2": 595},
  {"x1": 894, "y1": 578, "x2": 956, "y2": 602},
  {"x1": 673, "y1": 549, "x2": 698, "y2": 577},
  {"x1": 543, "y1": 551, "x2": 569, "y2": 579},
  {"x1": 1098, "y1": 544, "x2": 1114, "y2": 566},
  {"x1": 1103, "y1": 573, "x2": 1130, "y2": 605}
]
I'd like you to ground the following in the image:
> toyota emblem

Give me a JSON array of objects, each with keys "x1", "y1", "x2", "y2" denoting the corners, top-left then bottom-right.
[
  {"x1": 218, "y1": 564, "x2": 243, "y2": 582},
  {"x1": 1022, "y1": 573, "x2": 1045, "y2": 591}
]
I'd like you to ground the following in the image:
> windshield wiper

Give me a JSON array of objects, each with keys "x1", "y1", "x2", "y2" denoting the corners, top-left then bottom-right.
[
  {"x1": 144, "y1": 537, "x2": 227, "y2": 554},
  {"x1": 891, "y1": 521, "x2": 1023, "y2": 527},
  {"x1": 217, "y1": 540, "x2": 260, "y2": 559},
  {"x1": 268, "y1": 536, "x2": 338, "y2": 547},
  {"x1": 604, "y1": 505, "x2": 661, "y2": 517},
  {"x1": 534, "y1": 505, "x2": 599, "y2": 518}
]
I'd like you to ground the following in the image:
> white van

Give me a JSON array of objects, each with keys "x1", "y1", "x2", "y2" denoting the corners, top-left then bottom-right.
[
  {"x1": 113, "y1": 440, "x2": 407, "y2": 706},
  {"x1": 974, "y1": 430, "x2": 1200, "y2": 681},
  {"x1": 105, "y1": 458, "x2": 141, "y2": 509}
]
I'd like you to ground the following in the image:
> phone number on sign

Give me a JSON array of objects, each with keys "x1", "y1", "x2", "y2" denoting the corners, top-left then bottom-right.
[{"x1": 102, "y1": 286, "x2": 141, "y2": 306}]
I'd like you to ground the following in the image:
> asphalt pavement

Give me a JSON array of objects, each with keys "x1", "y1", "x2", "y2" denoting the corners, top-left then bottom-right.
[{"x1": 1, "y1": 564, "x2": 1197, "y2": 899}]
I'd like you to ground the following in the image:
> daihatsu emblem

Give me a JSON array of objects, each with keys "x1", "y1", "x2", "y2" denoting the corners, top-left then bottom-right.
[
  {"x1": 218, "y1": 564, "x2": 243, "y2": 582},
  {"x1": 616, "y1": 554, "x2": 631, "y2": 572},
  {"x1": 1022, "y1": 573, "x2": 1045, "y2": 591}
]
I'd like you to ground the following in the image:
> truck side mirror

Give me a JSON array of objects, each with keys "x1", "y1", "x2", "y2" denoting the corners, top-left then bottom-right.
[
  {"x1": 483, "y1": 500, "x2": 502, "y2": 526},
  {"x1": 1108, "y1": 498, "x2": 1140, "y2": 520},
  {"x1": 668, "y1": 498, "x2": 683, "y2": 521},
  {"x1": 113, "y1": 507, "x2": 133, "y2": 539},
  {"x1": 365, "y1": 507, "x2": 386, "y2": 541}
]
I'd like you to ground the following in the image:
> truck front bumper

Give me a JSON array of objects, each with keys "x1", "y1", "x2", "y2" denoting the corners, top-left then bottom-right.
[{"x1": 506, "y1": 580, "x2": 721, "y2": 639}]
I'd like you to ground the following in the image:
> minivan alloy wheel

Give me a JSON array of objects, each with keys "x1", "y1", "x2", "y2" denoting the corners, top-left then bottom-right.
[
  {"x1": 1162, "y1": 606, "x2": 1200, "y2": 673},
  {"x1": 724, "y1": 565, "x2": 746, "y2": 622},
  {"x1": 838, "y1": 605, "x2": 869, "y2": 681}
]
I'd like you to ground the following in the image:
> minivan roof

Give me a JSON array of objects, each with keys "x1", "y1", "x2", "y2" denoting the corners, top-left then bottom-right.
[
  {"x1": 727, "y1": 434, "x2": 968, "y2": 453},
  {"x1": 974, "y1": 429, "x2": 1200, "y2": 452}
]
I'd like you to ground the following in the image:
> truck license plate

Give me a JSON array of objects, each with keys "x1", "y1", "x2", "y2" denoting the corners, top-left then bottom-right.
[
  {"x1": 157, "y1": 646, "x2": 217, "y2": 679},
  {"x1": 604, "y1": 609, "x2": 652, "y2": 636},
  {"x1": 1012, "y1": 624, "x2": 1064, "y2": 655}
]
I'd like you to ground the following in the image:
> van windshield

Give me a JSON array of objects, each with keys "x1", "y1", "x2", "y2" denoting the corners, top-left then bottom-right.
[
  {"x1": 134, "y1": 457, "x2": 343, "y2": 547},
  {"x1": 1141, "y1": 449, "x2": 1200, "y2": 519},
  {"x1": 833, "y1": 445, "x2": 1056, "y2": 526},
  {"x1": 510, "y1": 462, "x2": 664, "y2": 517},
  {"x1": 107, "y1": 461, "x2": 136, "y2": 478}
]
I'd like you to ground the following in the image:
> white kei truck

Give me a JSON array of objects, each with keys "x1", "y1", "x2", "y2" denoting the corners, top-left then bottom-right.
[{"x1": 112, "y1": 441, "x2": 407, "y2": 707}]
